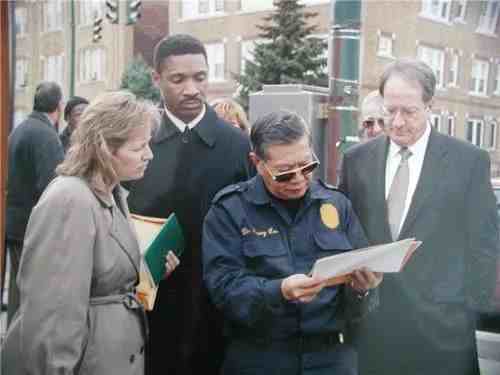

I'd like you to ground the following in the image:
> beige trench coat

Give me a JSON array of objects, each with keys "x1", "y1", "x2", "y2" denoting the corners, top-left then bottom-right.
[{"x1": 1, "y1": 176, "x2": 147, "y2": 375}]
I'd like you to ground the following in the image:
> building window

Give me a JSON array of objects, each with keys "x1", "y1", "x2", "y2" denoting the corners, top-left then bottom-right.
[
  {"x1": 240, "y1": 0, "x2": 274, "y2": 12},
  {"x1": 417, "y1": 45, "x2": 445, "y2": 88},
  {"x1": 420, "y1": 0, "x2": 451, "y2": 22},
  {"x1": 41, "y1": 54, "x2": 64, "y2": 86},
  {"x1": 205, "y1": 43, "x2": 225, "y2": 82},
  {"x1": 42, "y1": 0, "x2": 63, "y2": 32},
  {"x1": 446, "y1": 115, "x2": 455, "y2": 136},
  {"x1": 448, "y1": 52, "x2": 459, "y2": 86},
  {"x1": 15, "y1": 7, "x2": 28, "y2": 36},
  {"x1": 377, "y1": 34, "x2": 394, "y2": 58},
  {"x1": 79, "y1": 0, "x2": 104, "y2": 26},
  {"x1": 470, "y1": 58, "x2": 489, "y2": 95},
  {"x1": 466, "y1": 118, "x2": 484, "y2": 147},
  {"x1": 477, "y1": 0, "x2": 499, "y2": 35},
  {"x1": 79, "y1": 48, "x2": 106, "y2": 82},
  {"x1": 494, "y1": 64, "x2": 500, "y2": 95},
  {"x1": 182, "y1": 0, "x2": 225, "y2": 18},
  {"x1": 453, "y1": 0, "x2": 467, "y2": 21},
  {"x1": 15, "y1": 58, "x2": 29, "y2": 90},
  {"x1": 486, "y1": 121, "x2": 498, "y2": 149},
  {"x1": 430, "y1": 113, "x2": 441, "y2": 132}
]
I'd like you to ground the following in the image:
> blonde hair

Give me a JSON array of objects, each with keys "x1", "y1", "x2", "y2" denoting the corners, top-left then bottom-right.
[
  {"x1": 56, "y1": 91, "x2": 159, "y2": 193},
  {"x1": 211, "y1": 98, "x2": 250, "y2": 132}
]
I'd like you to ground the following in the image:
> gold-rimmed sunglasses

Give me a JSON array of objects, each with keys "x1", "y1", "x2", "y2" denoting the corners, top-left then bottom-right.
[{"x1": 263, "y1": 154, "x2": 320, "y2": 183}]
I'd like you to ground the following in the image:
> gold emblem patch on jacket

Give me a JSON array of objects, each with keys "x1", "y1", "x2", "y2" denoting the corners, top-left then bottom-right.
[{"x1": 320, "y1": 203, "x2": 339, "y2": 229}]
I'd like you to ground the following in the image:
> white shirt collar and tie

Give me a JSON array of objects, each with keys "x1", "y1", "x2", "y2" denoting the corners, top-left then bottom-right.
[
  {"x1": 163, "y1": 103, "x2": 206, "y2": 133},
  {"x1": 385, "y1": 123, "x2": 431, "y2": 238}
]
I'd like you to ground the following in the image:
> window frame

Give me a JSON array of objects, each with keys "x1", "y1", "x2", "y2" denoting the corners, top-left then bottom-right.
[
  {"x1": 205, "y1": 42, "x2": 225, "y2": 82},
  {"x1": 420, "y1": 0, "x2": 452, "y2": 24},
  {"x1": 417, "y1": 44, "x2": 445, "y2": 89},
  {"x1": 476, "y1": 0, "x2": 500, "y2": 36},
  {"x1": 14, "y1": 7, "x2": 28, "y2": 37},
  {"x1": 470, "y1": 58, "x2": 490, "y2": 96},
  {"x1": 466, "y1": 118, "x2": 484, "y2": 147},
  {"x1": 181, "y1": 0, "x2": 225, "y2": 19},
  {"x1": 377, "y1": 33, "x2": 395, "y2": 59}
]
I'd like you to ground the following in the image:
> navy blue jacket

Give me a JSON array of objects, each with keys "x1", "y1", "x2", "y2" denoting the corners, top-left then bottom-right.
[{"x1": 203, "y1": 175, "x2": 377, "y2": 343}]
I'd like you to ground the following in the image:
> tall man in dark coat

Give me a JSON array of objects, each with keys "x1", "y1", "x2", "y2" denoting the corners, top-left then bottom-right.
[
  {"x1": 340, "y1": 59, "x2": 499, "y2": 375},
  {"x1": 127, "y1": 34, "x2": 254, "y2": 375},
  {"x1": 5, "y1": 81, "x2": 65, "y2": 324}
]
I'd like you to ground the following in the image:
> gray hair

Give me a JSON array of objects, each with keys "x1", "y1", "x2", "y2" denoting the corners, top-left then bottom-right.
[
  {"x1": 379, "y1": 58, "x2": 436, "y2": 104},
  {"x1": 33, "y1": 81, "x2": 63, "y2": 113},
  {"x1": 250, "y1": 110, "x2": 311, "y2": 160}
]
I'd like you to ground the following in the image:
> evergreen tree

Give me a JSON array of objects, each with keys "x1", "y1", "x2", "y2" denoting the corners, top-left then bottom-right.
[
  {"x1": 236, "y1": 0, "x2": 328, "y2": 106},
  {"x1": 120, "y1": 56, "x2": 161, "y2": 103}
]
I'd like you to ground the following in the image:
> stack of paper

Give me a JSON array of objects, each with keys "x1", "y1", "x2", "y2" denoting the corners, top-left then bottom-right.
[
  {"x1": 131, "y1": 213, "x2": 185, "y2": 310},
  {"x1": 310, "y1": 238, "x2": 421, "y2": 286}
]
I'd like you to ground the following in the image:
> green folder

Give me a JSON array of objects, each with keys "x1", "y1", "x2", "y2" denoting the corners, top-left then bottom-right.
[{"x1": 143, "y1": 213, "x2": 185, "y2": 285}]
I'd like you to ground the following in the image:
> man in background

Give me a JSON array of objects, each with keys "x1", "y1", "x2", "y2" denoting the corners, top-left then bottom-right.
[
  {"x1": 127, "y1": 34, "x2": 254, "y2": 375},
  {"x1": 358, "y1": 91, "x2": 384, "y2": 142},
  {"x1": 5, "y1": 81, "x2": 65, "y2": 325},
  {"x1": 60, "y1": 96, "x2": 88, "y2": 153}
]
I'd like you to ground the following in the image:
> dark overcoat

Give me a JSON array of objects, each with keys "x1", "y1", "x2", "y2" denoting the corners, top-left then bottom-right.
[
  {"x1": 6, "y1": 111, "x2": 64, "y2": 242},
  {"x1": 127, "y1": 105, "x2": 254, "y2": 375},
  {"x1": 340, "y1": 129, "x2": 499, "y2": 375}
]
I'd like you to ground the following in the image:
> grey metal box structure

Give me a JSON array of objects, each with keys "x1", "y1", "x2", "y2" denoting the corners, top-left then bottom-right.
[{"x1": 249, "y1": 84, "x2": 330, "y2": 182}]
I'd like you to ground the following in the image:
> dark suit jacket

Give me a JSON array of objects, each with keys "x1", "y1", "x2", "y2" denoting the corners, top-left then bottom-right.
[
  {"x1": 340, "y1": 129, "x2": 499, "y2": 375},
  {"x1": 6, "y1": 111, "x2": 64, "y2": 242},
  {"x1": 127, "y1": 105, "x2": 255, "y2": 375}
]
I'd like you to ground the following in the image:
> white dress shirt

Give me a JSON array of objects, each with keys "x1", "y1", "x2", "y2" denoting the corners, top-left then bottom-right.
[
  {"x1": 385, "y1": 124, "x2": 431, "y2": 235},
  {"x1": 164, "y1": 104, "x2": 206, "y2": 132}
]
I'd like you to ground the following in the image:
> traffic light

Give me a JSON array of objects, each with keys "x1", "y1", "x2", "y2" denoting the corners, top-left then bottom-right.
[
  {"x1": 105, "y1": 0, "x2": 119, "y2": 24},
  {"x1": 127, "y1": 0, "x2": 142, "y2": 25},
  {"x1": 92, "y1": 17, "x2": 103, "y2": 43}
]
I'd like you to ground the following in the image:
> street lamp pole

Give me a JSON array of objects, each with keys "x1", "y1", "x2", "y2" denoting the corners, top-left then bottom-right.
[{"x1": 327, "y1": 0, "x2": 361, "y2": 183}]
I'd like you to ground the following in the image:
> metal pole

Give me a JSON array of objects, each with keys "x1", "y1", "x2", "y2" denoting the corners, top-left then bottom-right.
[
  {"x1": 327, "y1": 0, "x2": 361, "y2": 184},
  {"x1": 69, "y1": 0, "x2": 75, "y2": 97}
]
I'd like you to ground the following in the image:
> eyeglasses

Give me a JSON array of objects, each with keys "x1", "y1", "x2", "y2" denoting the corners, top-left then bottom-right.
[
  {"x1": 362, "y1": 118, "x2": 385, "y2": 129},
  {"x1": 263, "y1": 157, "x2": 320, "y2": 183},
  {"x1": 381, "y1": 105, "x2": 425, "y2": 120}
]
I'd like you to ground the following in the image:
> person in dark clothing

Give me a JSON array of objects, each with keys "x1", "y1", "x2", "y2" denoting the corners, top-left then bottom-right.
[
  {"x1": 340, "y1": 59, "x2": 499, "y2": 375},
  {"x1": 126, "y1": 34, "x2": 255, "y2": 375},
  {"x1": 5, "y1": 81, "x2": 65, "y2": 325},
  {"x1": 202, "y1": 110, "x2": 382, "y2": 375},
  {"x1": 60, "y1": 96, "x2": 88, "y2": 153}
]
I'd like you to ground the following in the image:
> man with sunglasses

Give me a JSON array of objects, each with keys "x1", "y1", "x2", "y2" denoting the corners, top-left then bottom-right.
[
  {"x1": 340, "y1": 59, "x2": 498, "y2": 375},
  {"x1": 359, "y1": 91, "x2": 385, "y2": 142},
  {"x1": 203, "y1": 110, "x2": 382, "y2": 375}
]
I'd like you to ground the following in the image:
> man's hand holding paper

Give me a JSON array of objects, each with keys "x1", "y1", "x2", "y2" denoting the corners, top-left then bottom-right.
[{"x1": 311, "y1": 238, "x2": 421, "y2": 287}]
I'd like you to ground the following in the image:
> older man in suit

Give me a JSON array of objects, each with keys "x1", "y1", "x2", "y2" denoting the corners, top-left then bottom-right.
[{"x1": 340, "y1": 59, "x2": 499, "y2": 375}]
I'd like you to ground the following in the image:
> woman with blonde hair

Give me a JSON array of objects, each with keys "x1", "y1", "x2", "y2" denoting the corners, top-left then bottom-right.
[
  {"x1": 211, "y1": 97, "x2": 250, "y2": 133},
  {"x1": 1, "y1": 91, "x2": 179, "y2": 375}
]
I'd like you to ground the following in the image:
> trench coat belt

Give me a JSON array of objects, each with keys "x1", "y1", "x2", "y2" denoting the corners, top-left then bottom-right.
[{"x1": 90, "y1": 292, "x2": 149, "y2": 339}]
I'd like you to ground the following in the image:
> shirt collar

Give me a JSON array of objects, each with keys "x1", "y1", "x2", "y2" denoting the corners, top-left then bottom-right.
[
  {"x1": 164, "y1": 104, "x2": 206, "y2": 133},
  {"x1": 388, "y1": 122, "x2": 431, "y2": 159}
]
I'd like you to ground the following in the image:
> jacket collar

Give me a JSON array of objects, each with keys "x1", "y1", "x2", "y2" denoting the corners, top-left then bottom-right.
[
  {"x1": 30, "y1": 111, "x2": 55, "y2": 129},
  {"x1": 153, "y1": 103, "x2": 217, "y2": 147},
  {"x1": 93, "y1": 184, "x2": 130, "y2": 209},
  {"x1": 245, "y1": 175, "x2": 328, "y2": 205}
]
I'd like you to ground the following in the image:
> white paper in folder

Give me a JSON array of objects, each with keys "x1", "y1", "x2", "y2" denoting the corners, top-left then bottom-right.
[{"x1": 311, "y1": 238, "x2": 422, "y2": 281}]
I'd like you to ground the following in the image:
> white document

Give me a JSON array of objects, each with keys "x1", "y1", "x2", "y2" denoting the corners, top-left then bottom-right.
[{"x1": 311, "y1": 238, "x2": 422, "y2": 282}]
